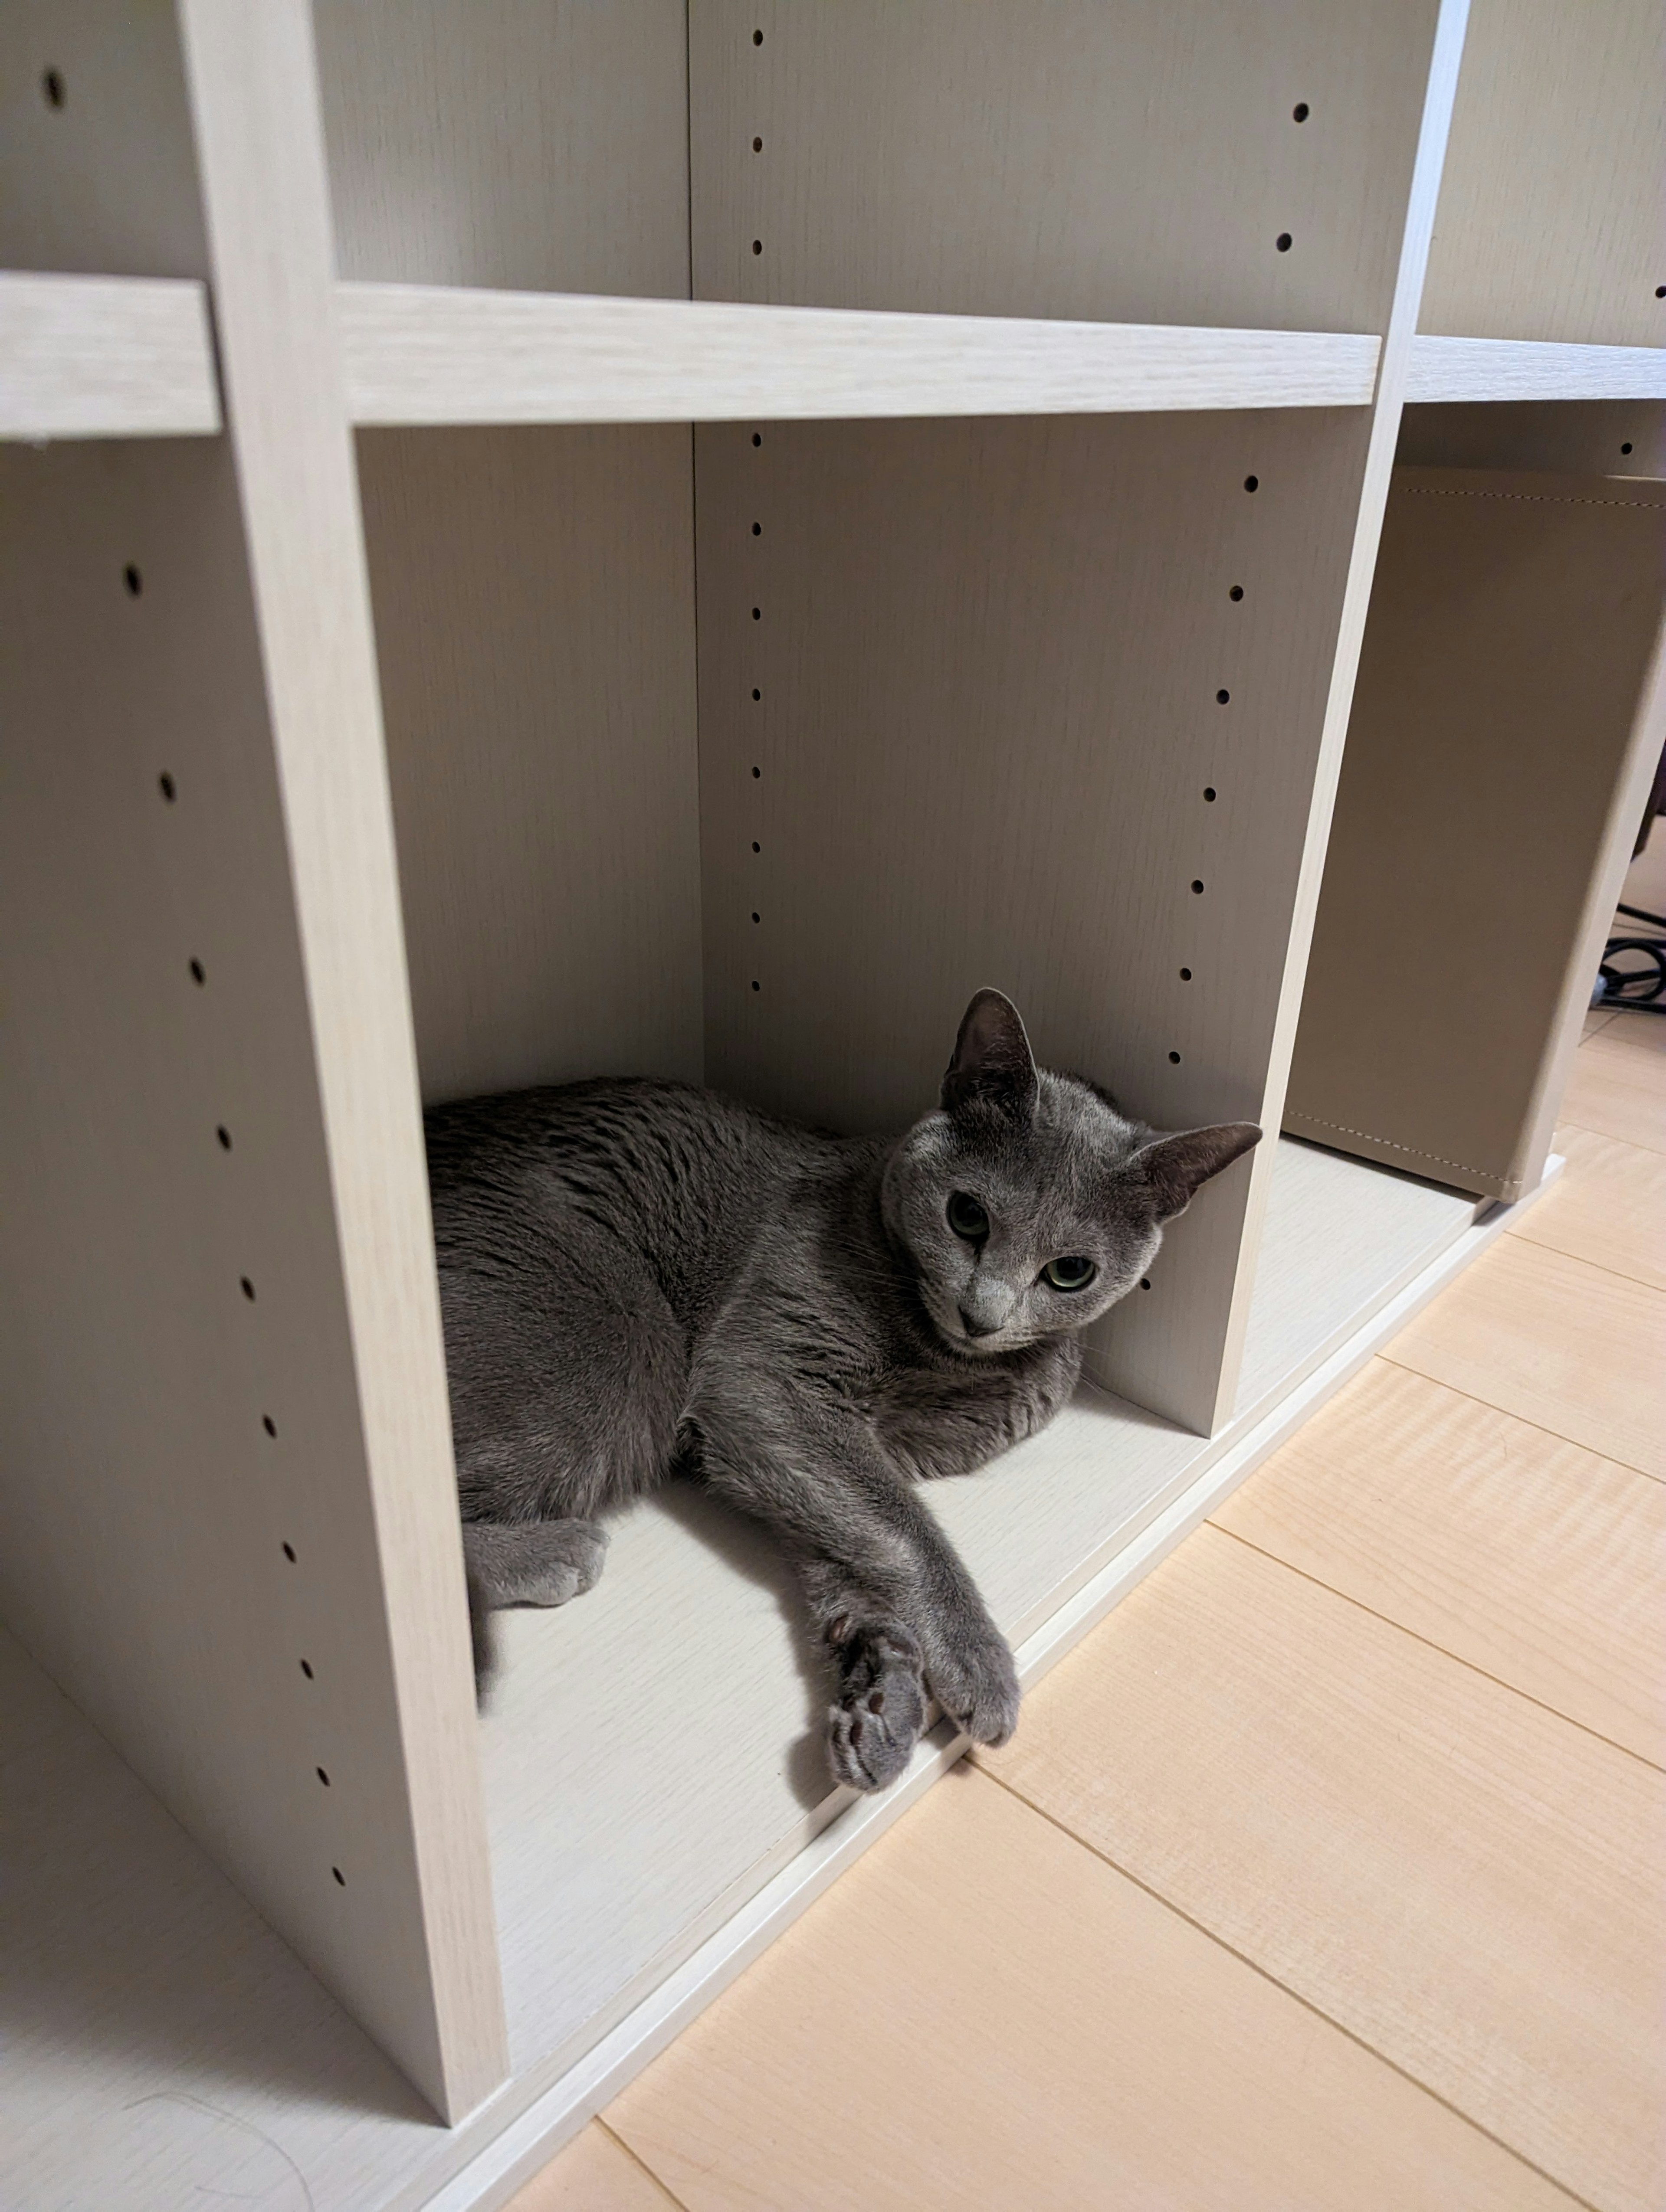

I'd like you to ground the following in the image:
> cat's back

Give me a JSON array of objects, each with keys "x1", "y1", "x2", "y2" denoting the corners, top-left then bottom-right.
[{"x1": 425, "y1": 1077, "x2": 822, "y2": 1306}]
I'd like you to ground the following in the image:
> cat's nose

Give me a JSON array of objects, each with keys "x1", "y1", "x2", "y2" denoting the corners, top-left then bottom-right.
[{"x1": 958, "y1": 1305, "x2": 1003, "y2": 1339}]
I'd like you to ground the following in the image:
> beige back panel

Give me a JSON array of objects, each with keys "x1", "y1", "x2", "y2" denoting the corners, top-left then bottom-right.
[
  {"x1": 357, "y1": 424, "x2": 705, "y2": 1104},
  {"x1": 690, "y1": 0, "x2": 1438, "y2": 330},
  {"x1": 1288, "y1": 466, "x2": 1666, "y2": 1198},
  {"x1": 313, "y1": 0, "x2": 692, "y2": 295},
  {"x1": 1420, "y1": 0, "x2": 1666, "y2": 345}
]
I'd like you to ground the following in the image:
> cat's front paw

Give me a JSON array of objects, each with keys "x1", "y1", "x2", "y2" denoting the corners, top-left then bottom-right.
[
  {"x1": 928, "y1": 1627, "x2": 1020, "y2": 1747},
  {"x1": 825, "y1": 1618, "x2": 928, "y2": 1792}
]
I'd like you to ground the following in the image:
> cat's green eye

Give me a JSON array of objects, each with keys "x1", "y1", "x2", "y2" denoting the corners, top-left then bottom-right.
[
  {"x1": 1043, "y1": 1255, "x2": 1096, "y2": 1291},
  {"x1": 947, "y1": 1191, "x2": 989, "y2": 1241}
]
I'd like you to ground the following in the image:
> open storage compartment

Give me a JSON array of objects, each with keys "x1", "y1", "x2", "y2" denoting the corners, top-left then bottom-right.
[{"x1": 2, "y1": 3, "x2": 1657, "y2": 2207}]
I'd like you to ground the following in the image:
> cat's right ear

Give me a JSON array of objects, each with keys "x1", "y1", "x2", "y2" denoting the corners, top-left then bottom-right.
[{"x1": 942, "y1": 989, "x2": 1040, "y2": 1124}]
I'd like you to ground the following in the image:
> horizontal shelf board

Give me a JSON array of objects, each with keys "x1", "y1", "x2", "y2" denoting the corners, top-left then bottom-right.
[
  {"x1": 0, "y1": 1138, "x2": 1492, "y2": 2210},
  {"x1": 0, "y1": 273, "x2": 221, "y2": 440},
  {"x1": 338, "y1": 283, "x2": 1382, "y2": 426},
  {"x1": 1407, "y1": 334, "x2": 1666, "y2": 405}
]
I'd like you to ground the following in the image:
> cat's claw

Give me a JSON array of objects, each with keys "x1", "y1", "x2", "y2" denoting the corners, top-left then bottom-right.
[
  {"x1": 825, "y1": 1621, "x2": 928, "y2": 1792},
  {"x1": 927, "y1": 1630, "x2": 1021, "y2": 1747}
]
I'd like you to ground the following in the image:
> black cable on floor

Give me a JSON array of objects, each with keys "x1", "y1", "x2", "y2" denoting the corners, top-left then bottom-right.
[{"x1": 1593, "y1": 905, "x2": 1666, "y2": 1014}]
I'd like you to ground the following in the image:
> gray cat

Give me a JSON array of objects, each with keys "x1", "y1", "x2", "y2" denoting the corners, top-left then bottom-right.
[{"x1": 425, "y1": 990, "x2": 1259, "y2": 1791}]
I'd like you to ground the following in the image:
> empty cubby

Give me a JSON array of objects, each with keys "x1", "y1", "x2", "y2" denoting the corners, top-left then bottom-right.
[{"x1": 0, "y1": 2, "x2": 1659, "y2": 2206}]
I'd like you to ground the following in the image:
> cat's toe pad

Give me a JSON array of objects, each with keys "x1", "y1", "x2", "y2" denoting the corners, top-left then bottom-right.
[
  {"x1": 929, "y1": 1633, "x2": 1020, "y2": 1747},
  {"x1": 825, "y1": 1624, "x2": 927, "y2": 1792}
]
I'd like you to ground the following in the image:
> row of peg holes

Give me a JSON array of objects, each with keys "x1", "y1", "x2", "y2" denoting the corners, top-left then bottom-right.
[
  {"x1": 144, "y1": 564, "x2": 345, "y2": 1895},
  {"x1": 741, "y1": 436, "x2": 1251, "y2": 1077}
]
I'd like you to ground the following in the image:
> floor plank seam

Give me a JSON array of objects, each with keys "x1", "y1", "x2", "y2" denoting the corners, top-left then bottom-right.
[
  {"x1": 1558, "y1": 1111, "x2": 1666, "y2": 1160},
  {"x1": 1501, "y1": 1221, "x2": 1666, "y2": 1299},
  {"x1": 594, "y1": 2115, "x2": 694, "y2": 2209},
  {"x1": 970, "y1": 1765, "x2": 1600, "y2": 2212},
  {"x1": 1374, "y1": 1349, "x2": 1666, "y2": 1486},
  {"x1": 1203, "y1": 1521, "x2": 1664, "y2": 1773}
]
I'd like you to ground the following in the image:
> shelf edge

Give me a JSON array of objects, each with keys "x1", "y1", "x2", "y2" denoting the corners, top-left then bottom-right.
[
  {"x1": 337, "y1": 283, "x2": 1381, "y2": 427},
  {"x1": 0, "y1": 272, "x2": 221, "y2": 440},
  {"x1": 1408, "y1": 333, "x2": 1666, "y2": 404}
]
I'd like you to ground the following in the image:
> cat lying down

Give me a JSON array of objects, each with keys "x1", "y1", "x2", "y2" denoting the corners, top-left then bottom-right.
[{"x1": 426, "y1": 990, "x2": 1259, "y2": 1791}]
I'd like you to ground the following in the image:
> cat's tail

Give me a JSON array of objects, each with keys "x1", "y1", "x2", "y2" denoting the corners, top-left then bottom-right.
[{"x1": 466, "y1": 1569, "x2": 501, "y2": 1704}]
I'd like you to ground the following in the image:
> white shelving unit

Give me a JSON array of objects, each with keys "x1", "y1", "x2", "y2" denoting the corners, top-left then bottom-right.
[{"x1": 0, "y1": 3, "x2": 1657, "y2": 2208}]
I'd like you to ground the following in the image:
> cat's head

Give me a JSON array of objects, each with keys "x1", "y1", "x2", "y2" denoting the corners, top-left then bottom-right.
[{"x1": 881, "y1": 989, "x2": 1261, "y2": 1358}]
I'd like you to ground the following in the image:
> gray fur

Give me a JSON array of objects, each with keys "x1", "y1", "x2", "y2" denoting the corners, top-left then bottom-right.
[{"x1": 427, "y1": 989, "x2": 1259, "y2": 1790}]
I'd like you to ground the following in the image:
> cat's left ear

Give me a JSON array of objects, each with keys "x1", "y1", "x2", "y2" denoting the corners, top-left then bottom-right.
[
  {"x1": 1134, "y1": 1122, "x2": 1262, "y2": 1221},
  {"x1": 942, "y1": 988, "x2": 1040, "y2": 1124}
]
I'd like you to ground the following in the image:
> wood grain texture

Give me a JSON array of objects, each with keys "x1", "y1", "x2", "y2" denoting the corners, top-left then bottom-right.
[
  {"x1": 1287, "y1": 469, "x2": 1666, "y2": 1201},
  {"x1": 338, "y1": 284, "x2": 1381, "y2": 426},
  {"x1": 1504, "y1": 1122, "x2": 1666, "y2": 1290},
  {"x1": 1213, "y1": 1358, "x2": 1666, "y2": 1762},
  {"x1": 1561, "y1": 1021, "x2": 1666, "y2": 1153},
  {"x1": 696, "y1": 408, "x2": 1371, "y2": 1432},
  {"x1": 1234, "y1": 1139, "x2": 1478, "y2": 1417},
  {"x1": 357, "y1": 423, "x2": 703, "y2": 1104},
  {"x1": 691, "y1": 0, "x2": 1440, "y2": 333},
  {"x1": 1407, "y1": 334, "x2": 1666, "y2": 402},
  {"x1": 984, "y1": 1524, "x2": 1666, "y2": 2212},
  {"x1": 177, "y1": 0, "x2": 506, "y2": 2117},
  {"x1": 1421, "y1": 0, "x2": 1666, "y2": 346},
  {"x1": 506, "y1": 2124, "x2": 683, "y2": 2212},
  {"x1": 1385, "y1": 1233, "x2": 1666, "y2": 1479},
  {"x1": 0, "y1": 272, "x2": 220, "y2": 438},
  {"x1": 607, "y1": 1767, "x2": 1580, "y2": 2212},
  {"x1": 314, "y1": 0, "x2": 690, "y2": 298}
]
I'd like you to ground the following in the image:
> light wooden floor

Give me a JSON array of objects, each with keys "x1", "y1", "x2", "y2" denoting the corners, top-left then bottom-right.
[{"x1": 515, "y1": 870, "x2": 1666, "y2": 2212}]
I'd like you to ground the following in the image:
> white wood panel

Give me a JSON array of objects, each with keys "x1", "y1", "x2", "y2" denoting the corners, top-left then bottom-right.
[
  {"x1": 357, "y1": 423, "x2": 704, "y2": 1103},
  {"x1": 691, "y1": 0, "x2": 1440, "y2": 331},
  {"x1": 0, "y1": 271, "x2": 220, "y2": 438},
  {"x1": 696, "y1": 408, "x2": 1366, "y2": 1432},
  {"x1": 176, "y1": 0, "x2": 505, "y2": 2118},
  {"x1": 1400, "y1": 399, "x2": 1666, "y2": 477},
  {"x1": 1407, "y1": 335, "x2": 1666, "y2": 403},
  {"x1": 314, "y1": 0, "x2": 690, "y2": 297},
  {"x1": 338, "y1": 283, "x2": 1382, "y2": 427},
  {"x1": 0, "y1": 0, "x2": 504, "y2": 2130},
  {"x1": 1420, "y1": 0, "x2": 1666, "y2": 347},
  {"x1": 0, "y1": 1142, "x2": 1538, "y2": 2212}
]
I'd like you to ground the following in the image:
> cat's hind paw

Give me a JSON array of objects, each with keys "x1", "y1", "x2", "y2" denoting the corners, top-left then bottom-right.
[{"x1": 825, "y1": 1620, "x2": 928, "y2": 1792}]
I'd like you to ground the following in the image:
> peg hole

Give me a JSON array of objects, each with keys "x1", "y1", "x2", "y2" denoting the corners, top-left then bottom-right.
[
  {"x1": 300, "y1": 1660, "x2": 314, "y2": 1679},
  {"x1": 1191, "y1": 880, "x2": 1205, "y2": 894},
  {"x1": 189, "y1": 959, "x2": 205, "y2": 985},
  {"x1": 124, "y1": 565, "x2": 143, "y2": 597},
  {"x1": 751, "y1": 606, "x2": 761, "y2": 620},
  {"x1": 216, "y1": 1126, "x2": 231, "y2": 1150},
  {"x1": 751, "y1": 239, "x2": 763, "y2": 255},
  {"x1": 1292, "y1": 101, "x2": 1309, "y2": 121},
  {"x1": 752, "y1": 687, "x2": 762, "y2": 700},
  {"x1": 751, "y1": 765, "x2": 761, "y2": 777},
  {"x1": 751, "y1": 841, "x2": 761, "y2": 853},
  {"x1": 1228, "y1": 585, "x2": 1244, "y2": 601},
  {"x1": 1203, "y1": 786, "x2": 1217, "y2": 802},
  {"x1": 1656, "y1": 285, "x2": 1665, "y2": 299},
  {"x1": 752, "y1": 135, "x2": 763, "y2": 151},
  {"x1": 1243, "y1": 474, "x2": 1259, "y2": 492},
  {"x1": 282, "y1": 1542, "x2": 297, "y2": 1562},
  {"x1": 316, "y1": 1767, "x2": 331, "y2": 1787},
  {"x1": 751, "y1": 911, "x2": 761, "y2": 923},
  {"x1": 751, "y1": 980, "x2": 761, "y2": 992},
  {"x1": 1139, "y1": 1278, "x2": 1152, "y2": 1291},
  {"x1": 752, "y1": 27, "x2": 763, "y2": 43},
  {"x1": 752, "y1": 432, "x2": 762, "y2": 446},
  {"x1": 42, "y1": 67, "x2": 65, "y2": 108},
  {"x1": 1179, "y1": 967, "x2": 1193, "y2": 981},
  {"x1": 751, "y1": 521, "x2": 762, "y2": 534},
  {"x1": 1275, "y1": 232, "x2": 1292, "y2": 252},
  {"x1": 1216, "y1": 688, "x2": 1230, "y2": 704},
  {"x1": 158, "y1": 772, "x2": 177, "y2": 802},
  {"x1": 332, "y1": 1867, "x2": 345, "y2": 1886},
  {"x1": 1168, "y1": 1051, "x2": 1181, "y2": 1064},
  {"x1": 263, "y1": 1415, "x2": 277, "y2": 1437},
  {"x1": 240, "y1": 1276, "x2": 256, "y2": 1301},
  {"x1": 1620, "y1": 441, "x2": 1634, "y2": 454}
]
